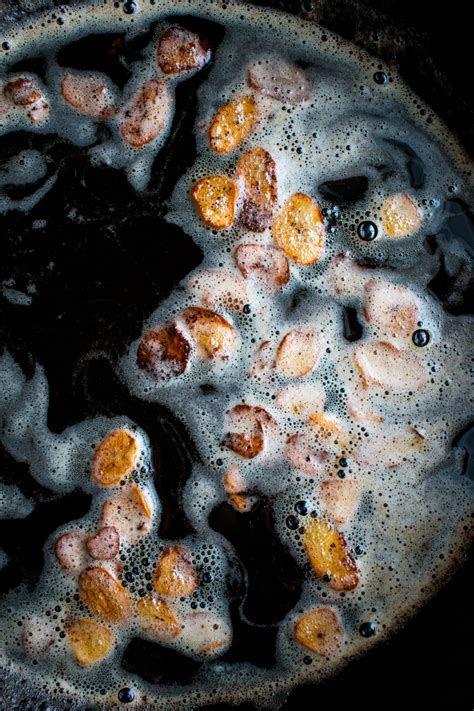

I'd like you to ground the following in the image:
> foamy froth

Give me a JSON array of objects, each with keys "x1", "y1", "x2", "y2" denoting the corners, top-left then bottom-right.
[{"x1": 0, "y1": 0, "x2": 473, "y2": 708}]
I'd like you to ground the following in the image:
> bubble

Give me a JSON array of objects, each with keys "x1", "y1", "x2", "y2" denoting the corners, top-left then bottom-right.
[
  {"x1": 123, "y1": 1, "x2": 139, "y2": 14},
  {"x1": 286, "y1": 515, "x2": 300, "y2": 530},
  {"x1": 412, "y1": 329, "x2": 430, "y2": 347},
  {"x1": 118, "y1": 687, "x2": 135, "y2": 703},
  {"x1": 357, "y1": 220, "x2": 378, "y2": 241},
  {"x1": 373, "y1": 71, "x2": 388, "y2": 85},
  {"x1": 294, "y1": 500, "x2": 309, "y2": 515},
  {"x1": 359, "y1": 621, "x2": 377, "y2": 637}
]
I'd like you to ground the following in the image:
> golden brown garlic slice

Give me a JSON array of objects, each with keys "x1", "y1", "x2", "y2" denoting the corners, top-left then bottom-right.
[
  {"x1": 272, "y1": 193, "x2": 325, "y2": 265},
  {"x1": 78, "y1": 567, "x2": 132, "y2": 623},
  {"x1": 136, "y1": 594, "x2": 181, "y2": 642},
  {"x1": 154, "y1": 545, "x2": 198, "y2": 597},
  {"x1": 61, "y1": 72, "x2": 117, "y2": 119},
  {"x1": 353, "y1": 341, "x2": 426, "y2": 391},
  {"x1": 346, "y1": 385, "x2": 384, "y2": 425},
  {"x1": 357, "y1": 424, "x2": 428, "y2": 470},
  {"x1": 228, "y1": 493, "x2": 255, "y2": 512},
  {"x1": 274, "y1": 329, "x2": 322, "y2": 378},
  {"x1": 21, "y1": 617, "x2": 55, "y2": 657},
  {"x1": 308, "y1": 413, "x2": 349, "y2": 446},
  {"x1": 119, "y1": 79, "x2": 171, "y2": 148},
  {"x1": 86, "y1": 526, "x2": 120, "y2": 561},
  {"x1": 4, "y1": 77, "x2": 42, "y2": 106},
  {"x1": 157, "y1": 27, "x2": 210, "y2": 75},
  {"x1": 67, "y1": 619, "x2": 114, "y2": 666},
  {"x1": 235, "y1": 243, "x2": 290, "y2": 290},
  {"x1": 276, "y1": 381, "x2": 326, "y2": 416},
  {"x1": 247, "y1": 57, "x2": 311, "y2": 103},
  {"x1": 285, "y1": 435, "x2": 328, "y2": 476},
  {"x1": 101, "y1": 482, "x2": 152, "y2": 544},
  {"x1": 223, "y1": 464, "x2": 255, "y2": 512},
  {"x1": 363, "y1": 278, "x2": 421, "y2": 344},
  {"x1": 248, "y1": 339, "x2": 273, "y2": 380},
  {"x1": 137, "y1": 323, "x2": 191, "y2": 380},
  {"x1": 192, "y1": 175, "x2": 238, "y2": 229},
  {"x1": 208, "y1": 94, "x2": 257, "y2": 154},
  {"x1": 180, "y1": 611, "x2": 231, "y2": 658},
  {"x1": 54, "y1": 530, "x2": 87, "y2": 573},
  {"x1": 381, "y1": 192, "x2": 421, "y2": 238},
  {"x1": 223, "y1": 404, "x2": 275, "y2": 459},
  {"x1": 187, "y1": 269, "x2": 248, "y2": 312},
  {"x1": 223, "y1": 464, "x2": 244, "y2": 494},
  {"x1": 319, "y1": 480, "x2": 360, "y2": 524},
  {"x1": 3, "y1": 77, "x2": 49, "y2": 123},
  {"x1": 303, "y1": 515, "x2": 359, "y2": 591},
  {"x1": 178, "y1": 306, "x2": 238, "y2": 360},
  {"x1": 92, "y1": 429, "x2": 138, "y2": 487},
  {"x1": 236, "y1": 147, "x2": 278, "y2": 232},
  {"x1": 327, "y1": 253, "x2": 367, "y2": 298},
  {"x1": 294, "y1": 607, "x2": 345, "y2": 656},
  {"x1": 285, "y1": 413, "x2": 349, "y2": 477}
]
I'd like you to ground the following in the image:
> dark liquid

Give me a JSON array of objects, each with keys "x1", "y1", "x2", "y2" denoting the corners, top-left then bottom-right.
[
  {"x1": 342, "y1": 306, "x2": 364, "y2": 342},
  {"x1": 427, "y1": 198, "x2": 474, "y2": 315},
  {"x1": 318, "y1": 175, "x2": 368, "y2": 204}
]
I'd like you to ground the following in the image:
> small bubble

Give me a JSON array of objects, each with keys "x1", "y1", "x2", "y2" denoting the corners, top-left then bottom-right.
[
  {"x1": 357, "y1": 220, "x2": 378, "y2": 241},
  {"x1": 295, "y1": 500, "x2": 309, "y2": 515},
  {"x1": 373, "y1": 71, "x2": 388, "y2": 85},
  {"x1": 286, "y1": 515, "x2": 299, "y2": 530},
  {"x1": 123, "y1": 0, "x2": 138, "y2": 12},
  {"x1": 412, "y1": 329, "x2": 430, "y2": 347},
  {"x1": 118, "y1": 688, "x2": 135, "y2": 703},
  {"x1": 359, "y1": 621, "x2": 376, "y2": 637}
]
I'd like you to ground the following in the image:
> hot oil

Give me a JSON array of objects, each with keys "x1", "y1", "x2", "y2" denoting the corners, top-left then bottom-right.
[{"x1": 0, "y1": 1, "x2": 473, "y2": 708}]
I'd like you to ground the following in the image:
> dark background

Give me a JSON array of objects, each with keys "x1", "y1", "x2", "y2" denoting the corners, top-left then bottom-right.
[{"x1": 0, "y1": 0, "x2": 472, "y2": 708}]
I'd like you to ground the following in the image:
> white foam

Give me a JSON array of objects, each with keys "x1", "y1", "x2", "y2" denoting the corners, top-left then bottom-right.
[
  {"x1": 0, "y1": 482, "x2": 34, "y2": 519},
  {"x1": 0, "y1": 547, "x2": 8, "y2": 570}
]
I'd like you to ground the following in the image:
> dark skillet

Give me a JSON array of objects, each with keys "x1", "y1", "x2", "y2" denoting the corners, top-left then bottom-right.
[{"x1": 0, "y1": 0, "x2": 472, "y2": 708}]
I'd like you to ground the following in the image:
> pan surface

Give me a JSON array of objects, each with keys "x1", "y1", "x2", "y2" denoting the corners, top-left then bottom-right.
[{"x1": 0, "y1": 0, "x2": 473, "y2": 708}]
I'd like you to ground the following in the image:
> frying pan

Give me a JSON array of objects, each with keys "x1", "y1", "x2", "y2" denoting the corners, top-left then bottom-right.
[{"x1": 0, "y1": 0, "x2": 473, "y2": 708}]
